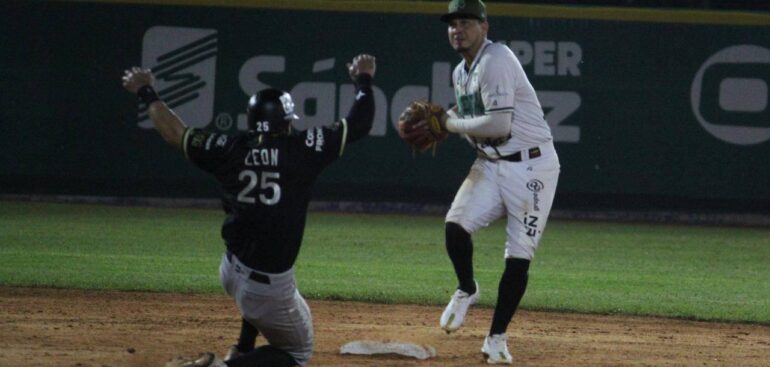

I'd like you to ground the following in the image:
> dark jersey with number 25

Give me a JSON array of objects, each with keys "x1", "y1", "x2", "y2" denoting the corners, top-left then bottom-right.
[{"x1": 181, "y1": 76, "x2": 374, "y2": 273}]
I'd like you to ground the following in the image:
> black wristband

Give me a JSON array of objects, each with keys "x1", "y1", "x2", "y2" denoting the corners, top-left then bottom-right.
[
  {"x1": 137, "y1": 85, "x2": 161, "y2": 105},
  {"x1": 354, "y1": 73, "x2": 373, "y2": 88}
]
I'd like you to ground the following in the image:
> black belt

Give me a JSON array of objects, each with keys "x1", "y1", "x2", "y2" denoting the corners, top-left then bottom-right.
[
  {"x1": 226, "y1": 251, "x2": 271, "y2": 285},
  {"x1": 500, "y1": 147, "x2": 542, "y2": 162}
]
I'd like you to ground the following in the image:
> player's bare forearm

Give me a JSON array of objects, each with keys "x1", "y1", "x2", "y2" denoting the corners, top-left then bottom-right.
[
  {"x1": 147, "y1": 102, "x2": 187, "y2": 149},
  {"x1": 122, "y1": 67, "x2": 187, "y2": 150}
]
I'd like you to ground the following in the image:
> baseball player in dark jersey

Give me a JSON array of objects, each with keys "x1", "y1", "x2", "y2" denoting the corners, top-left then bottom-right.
[{"x1": 122, "y1": 54, "x2": 376, "y2": 367}]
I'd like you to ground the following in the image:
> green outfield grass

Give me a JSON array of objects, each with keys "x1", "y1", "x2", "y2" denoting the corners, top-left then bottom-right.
[{"x1": 1, "y1": 201, "x2": 768, "y2": 323}]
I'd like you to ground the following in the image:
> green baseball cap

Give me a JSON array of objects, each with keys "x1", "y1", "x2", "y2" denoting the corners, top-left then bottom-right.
[{"x1": 440, "y1": 0, "x2": 487, "y2": 23}]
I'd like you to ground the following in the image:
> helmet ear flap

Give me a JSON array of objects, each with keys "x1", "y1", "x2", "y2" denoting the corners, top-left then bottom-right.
[{"x1": 247, "y1": 89, "x2": 298, "y2": 134}]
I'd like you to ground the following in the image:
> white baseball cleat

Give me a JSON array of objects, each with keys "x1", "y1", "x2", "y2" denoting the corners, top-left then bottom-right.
[
  {"x1": 481, "y1": 334, "x2": 513, "y2": 365},
  {"x1": 164, "y1": 352, "x2": 227, "y2": 367},
  {"x1": 439, "y1": 281, "x2": 479, "y2": 333}
]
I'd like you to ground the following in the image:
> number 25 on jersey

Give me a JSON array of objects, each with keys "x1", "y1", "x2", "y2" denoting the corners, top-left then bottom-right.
[{"x1": 237, "y1": 170, "x2": 281, "y2": 205}]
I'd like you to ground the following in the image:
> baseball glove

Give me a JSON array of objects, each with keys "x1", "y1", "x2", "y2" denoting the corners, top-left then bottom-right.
[{"x1": 397, "y1": 100, "x2": 449, "y2": 152}]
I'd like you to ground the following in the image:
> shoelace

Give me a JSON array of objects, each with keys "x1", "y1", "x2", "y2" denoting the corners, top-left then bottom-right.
[{"x1": 453, "y1": 290, "x2": 470, "y2": 299}]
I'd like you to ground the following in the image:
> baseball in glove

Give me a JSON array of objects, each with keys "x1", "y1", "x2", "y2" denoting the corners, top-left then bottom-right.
[{"x1": 397, "y1": 100, "x2": 449, "y2": 152}]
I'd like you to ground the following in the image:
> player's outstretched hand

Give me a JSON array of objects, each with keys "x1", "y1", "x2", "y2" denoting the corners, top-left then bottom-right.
[
  {"x1": 347, "y1": 54, "x2": 376, "y2": 81},
  {"x1": 122, "y1": 67, "x2": 155, "y2": 94}
]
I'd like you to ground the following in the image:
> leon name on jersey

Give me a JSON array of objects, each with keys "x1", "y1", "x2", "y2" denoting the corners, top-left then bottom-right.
[{"x1": 245, "y1": 148, "x2": 279, "y2": 167}]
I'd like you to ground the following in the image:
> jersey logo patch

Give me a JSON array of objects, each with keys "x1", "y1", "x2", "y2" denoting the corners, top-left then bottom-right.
[
  {"x1": 489, "y1": 84, "x2": 509, "y2": 98},
  {"x1": 216, "y1": 135, "x2": 228, "y2": 147},
  {"x1": 191, "y1": 132, "x2": 207, "y2": 148}
]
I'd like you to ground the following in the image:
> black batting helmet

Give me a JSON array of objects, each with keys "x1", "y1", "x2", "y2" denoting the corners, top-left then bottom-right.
[{"x1": 247, "y1": 88, "x2": 299, "y2": 134}]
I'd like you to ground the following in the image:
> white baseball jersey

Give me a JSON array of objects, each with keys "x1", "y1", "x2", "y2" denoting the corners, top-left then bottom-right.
[{"x1": 452, "y1": 40, "x2": 553, "y2": 159}]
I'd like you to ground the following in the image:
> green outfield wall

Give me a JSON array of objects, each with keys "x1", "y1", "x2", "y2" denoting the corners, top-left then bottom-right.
[{"x1": 1, "y1": 0, "x2": 769, "y2": 212}]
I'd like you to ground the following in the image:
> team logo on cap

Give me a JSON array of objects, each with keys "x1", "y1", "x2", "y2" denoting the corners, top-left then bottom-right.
[{"x1": 279, "y1": 93, "x2": 299, "y2": 120}]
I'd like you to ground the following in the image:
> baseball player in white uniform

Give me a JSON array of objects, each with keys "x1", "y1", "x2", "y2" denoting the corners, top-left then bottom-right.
[{"x1": 437, "y1": 0, "x2": 560, "y2": 364}]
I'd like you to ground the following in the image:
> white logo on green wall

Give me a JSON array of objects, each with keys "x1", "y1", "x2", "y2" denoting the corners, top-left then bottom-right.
[
  {"x1": 691, "y1": 45, "x2": 770, "y2": 145},
  {"x1": 139, "y1": 26, "x2": 218, "y2": 129}
]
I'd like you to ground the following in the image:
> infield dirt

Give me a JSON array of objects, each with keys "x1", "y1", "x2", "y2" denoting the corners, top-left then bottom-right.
[{"x1": 1, "y1": 287, "x2": 768, "y2": 367}]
